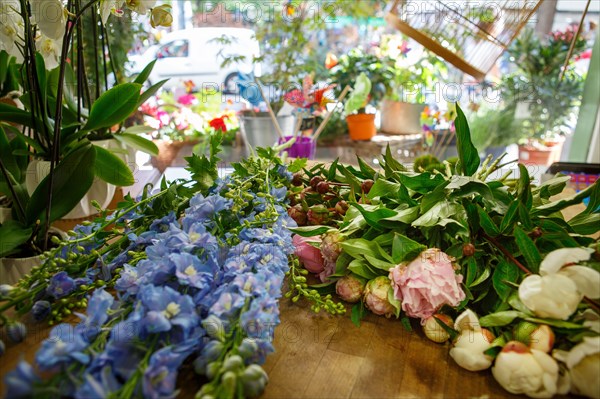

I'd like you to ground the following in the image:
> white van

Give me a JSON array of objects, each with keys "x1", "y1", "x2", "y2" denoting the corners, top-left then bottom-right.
[{"x1": 128, "y1": 27, "x2": 260, "y2": 93}]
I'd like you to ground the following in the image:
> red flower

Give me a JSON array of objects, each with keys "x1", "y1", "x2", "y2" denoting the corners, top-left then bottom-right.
[{"x1": 209, "y1": 115, "x2": 228, "y2": 132}]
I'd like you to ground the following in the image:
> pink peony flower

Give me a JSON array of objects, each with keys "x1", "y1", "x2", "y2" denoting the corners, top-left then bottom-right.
[
  {"x1": 336, "y1": 275, "x2": 365, "y2": 303},
  {"x1": 363, "y1": 276, "x2": 395, "y2": 317},
  {"x1": 389, "y1": 248, "x2": 465, "y2": 321},
  {"x1": 319, "y1": 232, "x2": 343, "y2": 282},
  {"x1": 292, "y1": 235, "x2": 324, "y2": 274}
]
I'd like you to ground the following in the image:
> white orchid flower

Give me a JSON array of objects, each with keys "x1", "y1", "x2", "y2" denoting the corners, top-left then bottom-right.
[
  {"x1": 554, "y1": 336, "x2": 600, "y2": 399},
  {"x1": 36, "y1": 35, "x2": 62, "y2": 70},
  {"x1": 519, "y1": 248, "x2": 599, "y2": 320},
  {"x1": 449, "y1": 309, "x2": 495, "y2": 371},
  {"x1": 98, "y1": 0, "x2": 122, "y2": 24},
  {"x1": 0, "y1": 1, "x2": 24, "y2": 57},
  {"x1": 30, "y1": 0, "x2": 67, "y2": 41},
  {"x1": 125, "y1": 0, "x2": 156, "y2": 15},
  {"x1": 492, "y1": 341, "x2": 569, "y2": 398}
]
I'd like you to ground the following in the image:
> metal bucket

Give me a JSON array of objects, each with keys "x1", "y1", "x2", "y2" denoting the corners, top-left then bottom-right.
[{"x1": 239, "y1": 112, "x2": 295, "y2": 156}]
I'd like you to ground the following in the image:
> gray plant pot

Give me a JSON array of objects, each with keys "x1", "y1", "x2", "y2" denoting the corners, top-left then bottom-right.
[
  {"x1": 380, "y1": 100, "x2": 426, "y2": 135},
  {"x1": 239, "y1": 112, "x2": 295, "y2": 156}
]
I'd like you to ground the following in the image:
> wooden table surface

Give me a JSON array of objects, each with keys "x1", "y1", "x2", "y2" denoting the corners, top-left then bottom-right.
[{"x1": 0, "y1": 298, "x2": 528, "y2": 399}]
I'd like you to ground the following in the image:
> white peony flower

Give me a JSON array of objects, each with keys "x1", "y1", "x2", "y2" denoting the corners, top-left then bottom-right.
[
  {"x1": 30, "y1": 0, "x2": 67, "y2": 41},
  {"x1": 554, "y1": 336, "x2": 600, "y2": 399},
  {"x1": 519, "y1": 247, "x2": 599, "y2": 320},
  {"x1": 36, "y1": 35, "x2": 62, "y2": 70},
  {"x1": 518, "y1": 273, "x2": 582, "y2": 320},
  {"x1": 492, "y1": 341, "x2": 568, "y2": 398},
  {"x1": 449, "y1": 309, "x2": 495, "y2": 371}
]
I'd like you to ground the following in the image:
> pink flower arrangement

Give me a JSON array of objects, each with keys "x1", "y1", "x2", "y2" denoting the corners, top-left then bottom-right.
[
  {"x1": 389, "y1": 248, "x2": 465, "y2": 321},
  {"x1": 177, "y1": 94, "x2": 197, "y2": 106},
  {"x1": 292, "y1": 235, "x2": 324, "y2": 274},
  {"x1": 283, "y1": 74, "x2": 335, "y2": 117}
]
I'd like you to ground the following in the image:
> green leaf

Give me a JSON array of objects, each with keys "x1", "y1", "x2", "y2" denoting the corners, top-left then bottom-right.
[
  {"x1": 568, "y1": 212, "x2": 600, "y2": 235},
  {"x1": 523, "y1": 317, "x2": 587, "y2": 330},
  {"x1": 479, "y1": 311, "x2": 524, "y2": 327},
  {"x1": 381, "y1": 145, "x2": 406, "y2": 177},
  {"x1": 137, "y1": 79, "x2": 169, "y2": 108},
  {"x1": 492, "y1": 260, "x2": 520, "y2": 301},
  {"x1": 289, "y1": 225, "x2": 332, "y2": 237},
  {"x1": 83, "y1": 83, "x2": 142, "y2": 132},
  {"x1": 532, "y1": 182, "x2": 598, "y2": 216},
  {"x1": 476, "y1": 205, "x2": 500, "y2": 236},
  {"x1": 364, "y1": 254, "x2": 395, "y2": 272},
  {"x1": 114, "y1": 133, "x2": 158, "y2": 156},
  {"x1": 348, "y1": 258, "x2": 379, "y2": 279},
  {"x1": 397, "y1": 172, "x2": 444, "y2": 194},
  {"x1": 351, "y1": 302, "x2": 367, "y2": 327},
  {"x1": 454, "y1": 103, "x2": 480, "y2": 176},
  {"x1": 26, "y1": 143, "x2": 96, "y2": 224},
  {"x1": 341, "y1": 239, "x2": 380, "y2": 260},
  {"x1": 352, "y1": 203, "x2": 397, "y2": 228},
  {"x1": 0, "y1": 125, "x2": 22, "y2": 182},
  {"x1": 508, "y1": 293, "x2": 534, "y2": 315},
  {"x1": 0, "y1": 103, "x2": 44, "y2": 130},
  {"x1": 470, "y1": 265, "x2": 491, "y2": 288},
  {"x1": 93, "y1": 145, "x2": 134, "y2": 186},
  {"x1": 123, "y1": 125, "x2": 155, "y2": 134},
  {"x1": 0, "y1": 220, "x2": 32, "y2": 257},
  {"x1": 514, "y1": 227, "x2": 541, "y2": 273},
  {"x1": 387, "y1": 286, "x2": 401, "y2": 318},
  {"x1": 35, "y1": 53, "x2": 47, "y2": 105},
  {"x1": 133, "y1": 60, "x2": 156, "y2": 85},
  {"x1": 367, "y1": 179, "x2": 401, "y2": 200},
  {"x1": 500, "y1": 201, "x2": 519, "y2": 233},
  {"x1": 517, "y1": 164, "x2": 532, "y2": 209},
  {"x1": 391, "y1": 233, "x2": 425, "y2": 263},
  {"x1": 327, "y1": 159, "x2": 339, "y2": 181},
  {"x1": 356, "y1": 156, "x2": 376, "y2": 179}
]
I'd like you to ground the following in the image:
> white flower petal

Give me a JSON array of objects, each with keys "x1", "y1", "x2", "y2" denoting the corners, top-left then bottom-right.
[
  {"x1": 30, "y1": 0, "x2": 67, "y2": 40},
  {"x1": 519, "y1": 274, "x2": 582, "y2": 320},
  {"x1": 540, "y1": 248, "x2": 592, "y2": 276},
  {"x1": 559, "y1": 265, "x2": 600, "y2": 299},
  {"x1": 454, "y1": 309, "x2": 480, "y2": 332}
]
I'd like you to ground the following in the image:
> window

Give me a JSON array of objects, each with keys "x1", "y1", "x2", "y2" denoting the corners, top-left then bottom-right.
[{"x1": 157, "y1": 39, "x2": 189, "y2": 58}]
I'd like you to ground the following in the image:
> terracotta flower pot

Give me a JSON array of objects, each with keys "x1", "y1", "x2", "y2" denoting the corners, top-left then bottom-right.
[
  {"x1": 518, "y1": 139, "x2": 564, "y2": 167},
  {"x1": 347, "y1": 113, "x2": 376, "y2": 141},
  {"x1": 151, "y1": 140, "x2": 186, "y2": 172}
]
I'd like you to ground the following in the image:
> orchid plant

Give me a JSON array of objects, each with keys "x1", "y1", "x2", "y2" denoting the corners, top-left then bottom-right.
[{"x1": 0, "y1": 0, "x2": 172, "y2": 254}]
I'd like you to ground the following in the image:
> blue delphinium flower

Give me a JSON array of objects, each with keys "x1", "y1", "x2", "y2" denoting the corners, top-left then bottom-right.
[
  {"x1": 75, "y1": 367, "x2": 123, "y2": 399},
  {"x1": 276, "y1": 164, "x2": 293, "y2": 181},
  {"x1": 47, "y1": 271, "x2": 76, "y2": 298},
  {"x1": 182, "y1": 194, "x2": 232, "y2": 230},
  {"x1": 142, "y1": 341, "x2": 198, "y2": 399},
  {"x1": 209, "y1": 291, "x2": 246, "y2": 320},
  {"x1": 4, "y1": 361, "x2": 40, "y2": 398},
  {"x1": 149, "y1": 211, "x2": 178, "y2": 233},
  {"x1": 270, "y1": 186, "x2": 288, "y2": 202},
  {"x1": 114, "y1": 264, "x2": 141, "y2": 297},
  {"x1": 172, "y1": 252, "x2": 216, "y2": 290},
  {"x1": 31, "y1": 300, "x2": 51, "y2": 321},
  {"x1": 36, "y1": 324, "x2": 90, "y2": 370},
  {"x1": 135, "y1": 285, "x2": 199, "y2": 337},
  {"x1": 75, "y1": 289, "x2": 114, "y2": 342}
]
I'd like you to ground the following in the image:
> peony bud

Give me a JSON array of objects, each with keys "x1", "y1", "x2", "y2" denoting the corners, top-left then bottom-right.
[
  {"x1": 335, "y1": 275, "x2": 365, "y2": 303},
  {"x1": 309, "y1": 176, "x2": 323, "y2": 190},
  {"x1": 288, "y1": 204, "x2": 307, "y2": 226},
  {"x1": 554, "y1": 336, "x2": 600, "y2": 399},
  {"x1": 316, "y1": 181, "x2": 330, "y2": 194},
  {"x1": 361, "y1": 179, "x2": 374, "y2": 194},
  {"x1": 492, "y1": 341, "x2": 564, "y2": 398},
  {"x1": 363, "y1": 276, "x2": 395, "y2": 317},
  {"x1": 519, "y1": 273, "x2": 581, "y2": 320},
  {"x1": 462, "y1": 243, "x2": 475, "y2": 257},
  {"x1": 423, "y1": 314, "x2": 453, "y2": 343},
  {"x1": 293, "y1": 234, "x2": 325, "y2": 273},
  {"x1": 335, "y1": 200, "x2": 349, "y2": 216},
  {"x1": 514, "y1": 322, "x2": 555, "y2": 353},
  {"x1": 7, "y1": 322, "x2": 27, "y2": 343},
  {"x1": 292, "y1": 173, "x2": 303, "y2": 186},
  {"x1": 449, "y1": 309, "x2": 495, "y2": 371},
  {"x1": 150, "y1": 4, "x2": 173, "y2": 28},
  {"x1": 307, "y1": 205, "x2": 330, "y2": 225}
]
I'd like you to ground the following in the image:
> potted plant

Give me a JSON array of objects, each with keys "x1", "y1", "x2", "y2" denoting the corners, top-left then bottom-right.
[
  {"x1": 467, "y1": 103, "x2": 523, "y2": 159},
  {"x1": 0, "y1": 0, "x2": 171, "y2": 282},
  {"x1": 344, "y1": 73, "x2": 376, "y2": 141},
  {"x1": 378, "y1": 35, "x2": 448, "y2": 135},
  {"x1": 502, "y1": 27, "x2": 586, "y2": 166}
]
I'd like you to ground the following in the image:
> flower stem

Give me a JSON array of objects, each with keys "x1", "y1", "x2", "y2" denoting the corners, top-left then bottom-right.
[{"x1": 482, "y1": 232, "x2": 532, "y2": 275}]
